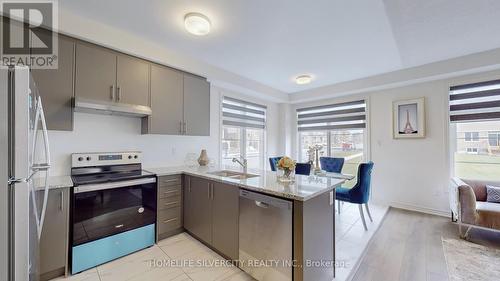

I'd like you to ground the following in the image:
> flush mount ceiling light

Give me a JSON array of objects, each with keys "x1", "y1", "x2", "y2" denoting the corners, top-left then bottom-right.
[
  {"x1": 295, "y1": 75, "x2": 313, "y2": 85},
  {"x1": 184, "y1": 12, "x2": 211, "y2": 36}
]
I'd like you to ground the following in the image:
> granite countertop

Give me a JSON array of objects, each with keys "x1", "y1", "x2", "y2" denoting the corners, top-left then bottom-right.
[
  {"x1": 145, "y1": 165, "x2": 345, "y2": 201},
  {"x1": 33, "y1": 175, "x2": 73, "y2": 191}
]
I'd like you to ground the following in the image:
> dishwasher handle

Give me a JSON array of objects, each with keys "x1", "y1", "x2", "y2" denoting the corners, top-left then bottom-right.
[
  {"x1": 255, "y1": 201, "x2": 269, "y2": 208},
  {"x1": 240, "y1": 189, "x2": 292, "y2": 210}
]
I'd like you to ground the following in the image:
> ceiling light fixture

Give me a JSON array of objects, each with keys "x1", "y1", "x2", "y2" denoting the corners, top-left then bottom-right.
[
  {"x1": 184, "y1": 12, "x2": 211, "y2": 36},
  {"x1": 295, "y1": 75, "x2": 312, "y2": 85}
]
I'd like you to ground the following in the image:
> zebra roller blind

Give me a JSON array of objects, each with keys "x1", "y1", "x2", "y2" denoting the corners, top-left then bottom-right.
[
  {"x1": 222, "y1": 96, "x2": 267, "y2": 129},
  {"x1": 449, "y1": 79, "x2": 500, "y2": 122},
  {"x1": 297, "y1": 100, "x2": 366, "y2": 131}
]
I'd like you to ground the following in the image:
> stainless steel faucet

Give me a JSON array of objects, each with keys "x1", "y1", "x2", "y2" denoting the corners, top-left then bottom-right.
[{"x1": 232, "y1": 156, "x2": 248, "y2": 174}]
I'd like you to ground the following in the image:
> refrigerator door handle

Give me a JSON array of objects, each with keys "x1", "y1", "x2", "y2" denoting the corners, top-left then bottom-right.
[
  {"x1": 38, "y1": 96, "x2": 51, "y2": 168},
  {"x1": 30, "y1": 96, "x2": 51, "y2": 169},
  {"x1": 29, "y1": 96, "x2": 51, "y2": 239}
]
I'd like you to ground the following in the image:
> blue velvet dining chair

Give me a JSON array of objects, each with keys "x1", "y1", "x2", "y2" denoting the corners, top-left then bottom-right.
[
  {"x1": 335, "y1": 161, "x2": 374, "y2": 230},
  {"x1": 269, "y1": 156, "x2": 283, "y2": 171},
  {"x1": 320, "y1": 157, "x2": 345, "y2": 173},
  {"x1": 295, "y1": 162, "x2": 312, "y2": 175}
]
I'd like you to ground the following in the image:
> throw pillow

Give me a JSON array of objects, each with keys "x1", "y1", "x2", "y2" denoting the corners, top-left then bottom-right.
[{"x1": 486, "y1": 185, "x2": 500, "y2": 203}]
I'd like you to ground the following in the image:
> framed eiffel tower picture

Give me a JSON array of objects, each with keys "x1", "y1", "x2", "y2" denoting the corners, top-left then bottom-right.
[{"x1": 393, "y1": 97, "x2": 425, "y2": 139}]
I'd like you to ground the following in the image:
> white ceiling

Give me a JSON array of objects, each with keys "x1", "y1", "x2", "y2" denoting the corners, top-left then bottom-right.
[{"x1": 60, "y1": 0, "x2": 500, "y2": 93}]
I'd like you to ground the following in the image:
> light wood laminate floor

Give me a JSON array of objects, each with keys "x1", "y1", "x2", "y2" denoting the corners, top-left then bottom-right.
[{"x1": 352, "y1": 208, "x2": 500, "y2": 281}]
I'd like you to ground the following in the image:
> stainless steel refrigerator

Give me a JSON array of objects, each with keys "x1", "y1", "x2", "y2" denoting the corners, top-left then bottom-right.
[{"x1": 1, "y1": 66, "x2": 52, "y2": 281}]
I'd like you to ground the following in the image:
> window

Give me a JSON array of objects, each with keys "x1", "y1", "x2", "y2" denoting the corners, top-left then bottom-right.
[
  {"x1": 297, "y1": 100, "x2": 367, "y2": 187},
  {"x1": 221, "y1": 97, "x2": 266, "y2": 170},
  {"x1": 450, "y1": 79, "x2": 500, "y2": 181},
  {"x1": 488, "y1": 131, "x2": 500, "y2": 147},
  {"x1": 466, "y1": 147, "x2": 478, "y2": 154},
  {"x1": 464, "y1": 132, "x2": 479, "y2": 142},
  {"x1": 299, "y1": 131, "x2": 327, "y2": 162}
]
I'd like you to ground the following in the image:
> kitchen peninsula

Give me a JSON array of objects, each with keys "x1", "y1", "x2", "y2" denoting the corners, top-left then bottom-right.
[{"x1": 147, "y1": 166, "x2": 345, "y2": 281}]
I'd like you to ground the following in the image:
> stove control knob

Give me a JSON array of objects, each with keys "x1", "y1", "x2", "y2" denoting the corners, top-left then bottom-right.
[
  {"x1": 134, "y1": 155, "x2": 139, "y2": 159},
  {"x1": 128, "y1": 155, "x2": 133, "y2": 159},
  {"x1": 78, "y1": 157, "x2": 84, "y2": 162},
  {"x1": 86, "y1": 157, "x2": 91, "y2": 161}
]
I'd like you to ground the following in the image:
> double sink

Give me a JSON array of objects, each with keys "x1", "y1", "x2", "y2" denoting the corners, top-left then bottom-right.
[{"x1": 208, "y1": 170, "x2": 259, "y2": 180}]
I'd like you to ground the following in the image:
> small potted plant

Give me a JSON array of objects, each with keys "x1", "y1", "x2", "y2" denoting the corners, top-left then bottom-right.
[{"x1": 276, "y1": 156, "x2": 296, "y2": 182}]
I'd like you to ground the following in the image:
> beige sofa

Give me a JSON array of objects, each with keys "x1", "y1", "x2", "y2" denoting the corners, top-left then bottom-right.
[{"x1": 450, "y1": 177, "x2": 500, "y2": 238}]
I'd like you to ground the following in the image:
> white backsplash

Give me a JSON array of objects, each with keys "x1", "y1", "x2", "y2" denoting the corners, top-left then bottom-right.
[{"x1": 48, "y1": 112, "x2": 220, "y2": 176}]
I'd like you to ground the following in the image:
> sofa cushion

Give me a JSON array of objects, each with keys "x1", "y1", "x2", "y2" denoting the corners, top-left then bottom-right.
[
  {"x1": 476, "y1": 202, "x2": 500, "y2": 231},
  {"x1": 486, "y1": 185, "x2": 500, "y2": 203},
  {"x1": 462, "y1": 179, "x2": 488, "y2": 201},
  {"x1": 463, "y1": 179, "x2": 500, "y2": 202}
]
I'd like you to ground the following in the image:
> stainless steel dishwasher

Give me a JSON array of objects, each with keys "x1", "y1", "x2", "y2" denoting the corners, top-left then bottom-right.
[{"x1": 239, "y1": 189, "x2": 293, "y2": 281}]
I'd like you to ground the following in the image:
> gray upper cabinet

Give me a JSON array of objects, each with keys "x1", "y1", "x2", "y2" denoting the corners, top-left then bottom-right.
[
  {"x1": 31, "y1": 33, "x2": 75, "y2": 131},
  {"x1": 183, "y1": 74, "x2": 210, "y2": 136},
  {"x1": 40, "y1": 188, "x2": 69, "y2": 281},
  {"x1": 116, "y1": 55, "x2": 150, "y2": 106},
  {"x1": 75, "y1": 42, "x2": 117, "y2": 103},
  {"x1": 212, "y1": 182, "x2": 239, "y2": 260},
  {"x1": 143, "y1": 70, "x2": 210, "y2": 136},
  {"x1": 144, "y1": 64, "x2": 184, "y2": 134}
]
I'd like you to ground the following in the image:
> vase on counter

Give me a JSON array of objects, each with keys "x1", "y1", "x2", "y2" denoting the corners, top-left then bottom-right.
[
  {"x1": 276, "y1": 156, "x2": 296, "y2": 183},
  {"x1": 198, "y1": 149, "x2": 209, "y2": 166},
  {"x1": 277, "y1": 168, "x2": 295, "y2": 183}
]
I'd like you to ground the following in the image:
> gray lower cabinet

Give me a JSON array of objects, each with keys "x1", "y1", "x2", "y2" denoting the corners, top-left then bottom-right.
[
  {"x1": 75, "y1": 42, "x2": 117, "y2": 103},
  {"x1": 184, "y1": 176, "x2": 212, "y2": 244},
  {"x1": 116, "y1": 55, "x2": 150, "y2": 106},
  {"x1": 211, "y1": 181, "x2": 239, "y2": 260},
  {"x1": 40, "y1": 188, "x2": 70, "y2": 281},
  {"x1": 184, "y1": 176, "x2": 239, "y2": 260},
  {"x1": 183, "y1": 74, "x2": 210, "y2": 136},
  {"x1": 143, "y1": 64, "x2": 184, "y2": 134},
  {"x1": 31, "y1": 33, "x2": 75, "y2": 131},
  {"x1": 157, "y1": 175, "x2": 183, "y2": 240}
]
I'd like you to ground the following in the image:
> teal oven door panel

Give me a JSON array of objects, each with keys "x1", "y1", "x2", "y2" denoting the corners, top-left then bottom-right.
[{"x1": 72, "y1": 224, "x2": 155, "y2": 274}]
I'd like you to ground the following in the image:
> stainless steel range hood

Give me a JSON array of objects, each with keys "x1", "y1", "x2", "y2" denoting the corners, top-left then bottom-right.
[{"x1": 74, "y1": 98, "x2": 152, "y2": 117}]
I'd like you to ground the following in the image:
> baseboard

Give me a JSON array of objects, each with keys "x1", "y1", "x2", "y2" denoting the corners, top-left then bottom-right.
[{"x1": 388, "y1": 202, "x2": 450, "y2": 218}]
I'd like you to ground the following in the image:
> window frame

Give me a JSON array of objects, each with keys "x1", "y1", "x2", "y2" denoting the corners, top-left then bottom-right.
[
  {"x1": 298, "y1": 128, "x2": 368, "y2": 163},
  {"x1": 219, "y1": 95, "x2": 267, "y2": 170}
]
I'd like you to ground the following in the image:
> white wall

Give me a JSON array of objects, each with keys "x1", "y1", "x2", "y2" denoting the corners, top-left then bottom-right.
[
  {"x1": 287, "y1": 69, "x2": 500, "y2": 216},
  {"x1": 49, "y1": 86, "x2": 283, "y2": 176}
]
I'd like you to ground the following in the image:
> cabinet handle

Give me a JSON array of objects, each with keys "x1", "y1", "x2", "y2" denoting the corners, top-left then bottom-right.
[
  {"x1": 179, "y1": 121, "x2": 183, "y2": 134},
  {"x1": 207, "y1": 183, "x2": 211, "y2": 199},
  {"x1": 163, "y1": 190, "x2": 178, "y2": 195},
  {"x1": 60, "y1": 191, "x2": 64, "y2": 211},
  {"x1": 163, "y1": 218, "x2": 178, "y2": 224},
  {"x1": 163, "y1": 202, "x2": 178, "y2": 208},
  {"x1": 188, "y1": 178, "x2": 191, "y2": 192},
  {"x1": 184, "y1": 122, "x2": 187, "y2": 134},
  {"x1": 117, "y1": 87, "x2": 121, "y2": 102},
  {"x1": 110, "y1": 85, "x2": 115, "y2": 100},
  {"x1": 162, "y1": 179, "x2": 178, "y2": 183}
]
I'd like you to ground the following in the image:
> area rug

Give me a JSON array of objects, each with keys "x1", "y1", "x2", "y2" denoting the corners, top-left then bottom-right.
[{"x1": 442, "y1": 237, "x2": 500, "y2": 281}]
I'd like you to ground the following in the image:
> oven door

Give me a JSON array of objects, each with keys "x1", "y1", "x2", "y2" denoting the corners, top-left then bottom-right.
[{"x1": 71, "y1": 177, "x2": 157, "y2": 246}]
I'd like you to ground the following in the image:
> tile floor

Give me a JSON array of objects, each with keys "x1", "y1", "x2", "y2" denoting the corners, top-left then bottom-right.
[
  {"x1": 334, "y1": 203, "x2": 389, "y2": 281},
  {"x1": 52, "y1": 202, "x2": 388, "y2": 281}
]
